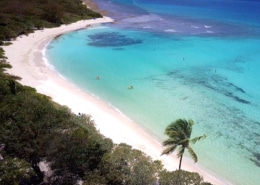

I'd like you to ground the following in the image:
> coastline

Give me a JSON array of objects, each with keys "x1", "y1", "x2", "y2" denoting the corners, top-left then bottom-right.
[
  {"x1": 2, "y1": 18, "x2": 229, "y2": 185},
  {"x1": 82, "y1": 0, "x2": 108, "y2": 16}
]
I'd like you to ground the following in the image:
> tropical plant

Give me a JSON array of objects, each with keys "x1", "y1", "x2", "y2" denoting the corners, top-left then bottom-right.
[
  {"x1": 98, "y1": 143, "x2": 162, "y2": 185},
  {"x1": 161, "y1": 119, "x2": 206, "y2": 170},
  {"x1": 158, "y1": 169, "x2": 213, "y2": 185}
]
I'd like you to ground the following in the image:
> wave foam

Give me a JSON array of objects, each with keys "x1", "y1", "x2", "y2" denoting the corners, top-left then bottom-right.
[
  {"x1": 204, "y1": 25, "x2": 212, "y2": 28},
  {"x1": 42, "y1": 43, "x2": 56, "y2": 71},
  {"x1": 191, "y1": 25, "x2": 200, "y2": 29},
  {"x1": 164, "y1": 29, "x2": 177, "y2": 32}
]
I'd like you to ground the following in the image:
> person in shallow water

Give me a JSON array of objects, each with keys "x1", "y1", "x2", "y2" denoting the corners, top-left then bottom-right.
[{"x1": 128, "y1": 85, "x2": 134, "y2": 89}]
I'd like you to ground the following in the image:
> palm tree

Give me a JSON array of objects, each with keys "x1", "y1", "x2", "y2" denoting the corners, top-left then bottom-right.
[{"x1": 161, "y1": 119, "x2": 206, "y2": 170}]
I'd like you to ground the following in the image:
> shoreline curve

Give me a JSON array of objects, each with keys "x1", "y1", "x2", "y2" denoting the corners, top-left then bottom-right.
[{"x1": 2, "y1": 17, "x2": 230, "y2": 185}]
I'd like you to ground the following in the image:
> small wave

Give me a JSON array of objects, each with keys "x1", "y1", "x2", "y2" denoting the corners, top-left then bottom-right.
[
  {"x1": 204, "y1": 25, "x2": 212, "y2": 28},
  {"x1": 164, "y1": 29, "x2": 177, "y2": 32},
  {"x1": 115, "y1": 107, "x2": 124, "y2": 115},
  {"x1": 41, "y1": 40, "x2": 68, "y2": 82},
  {"x1": 122, "y1": 14, "x2": 161, "y2": 23},
  {"x1": 206, "y1": 30, "x2": 214, "y2": 33},
  {"x1": 191, "y1": 25, "x2": 200, "y2": 29},
  {"x1": 115, "y1": 108, "x2": 132, "y2": 121},
  {"x1": 143, "y1": 26, "x2": 151, "y2": 29},
  {"x1": 42, "y1": 55, "x2": 55, "y2": 71},
  {"x1": 90, "y1": 93, "x2": 101, "y2": 100},
  {"x1": 107, "y1": 102, "x2": 132, "y2": 121},
  {"x1": 88, "y1": 26, "x2": 110, "y2": 30},
  {"x1": 41, "y1": 43, "x2": 56, "y2": 71},
  {"x1": 57, "y1": 73, "x2": 67, "y2": 80}
]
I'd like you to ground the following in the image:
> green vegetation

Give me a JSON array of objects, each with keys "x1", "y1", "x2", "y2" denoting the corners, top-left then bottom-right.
[
  {"x1": 162, "y1": 119, "x2": 206, "y2": 170},
  {"x1": 0, "y1": 0, "x2": 213, "y2": 184},
  {"x1": 0, "y1": 0, "x2": 102, "y2": 44},
  {"x1": 0, "y1": 52, "x2": 212, "y2": 185},
  {"x1": 97, "y1": 143, "x2": 161, "y2": 185},
  {"x1": 159, "y1": 170, "x2": 212, "y2": 185}
]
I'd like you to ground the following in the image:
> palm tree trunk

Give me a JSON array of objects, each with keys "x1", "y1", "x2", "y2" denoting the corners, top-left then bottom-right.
[
  {"x1": 178, "y1": 154, "x2": 183, "y2": 170},
  {"x1": 177, "y1": 155, "x2": 184, "y2": 185}
]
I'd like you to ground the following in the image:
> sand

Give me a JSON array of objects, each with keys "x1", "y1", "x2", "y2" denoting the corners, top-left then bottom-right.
[{"x1": 2, "y1": 17, "x2": 230, "y2": 185}]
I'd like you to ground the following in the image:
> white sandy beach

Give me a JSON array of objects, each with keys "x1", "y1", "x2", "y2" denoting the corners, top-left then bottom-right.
[{"x1": 2, "y1": 17, "x2": 229, "y2": 185}]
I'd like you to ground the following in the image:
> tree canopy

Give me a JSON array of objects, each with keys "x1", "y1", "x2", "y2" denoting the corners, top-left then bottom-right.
[
  {"x1": 0, "y1": 0, "x2": 102, "y2": 44},
  {"x1": 162, "y1": 119, "x2": 206, "y2": 170}
]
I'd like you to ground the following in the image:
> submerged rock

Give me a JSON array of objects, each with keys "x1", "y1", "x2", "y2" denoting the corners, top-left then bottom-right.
[{"x1": 88, "y1": 32, "x2": 142, "y2": 47}]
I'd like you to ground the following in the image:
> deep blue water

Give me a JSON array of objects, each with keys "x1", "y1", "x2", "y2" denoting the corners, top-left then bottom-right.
[
  {"x1": 46, "y1": 0, "x2": 260, "y2": 184},
  {"x1": 95, "y1": 0, "x2": 260, "y2": 36}
]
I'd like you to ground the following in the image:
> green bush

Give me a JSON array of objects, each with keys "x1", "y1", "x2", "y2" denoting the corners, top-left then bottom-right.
[
  {"x1": 158, "y1": 170, "x2": 213, "y2": 185},
  {"x1": 0, "y1": 0, "x2": 102, "y2": 43}
]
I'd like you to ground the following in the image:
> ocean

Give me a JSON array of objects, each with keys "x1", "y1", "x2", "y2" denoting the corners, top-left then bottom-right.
[{"x1": 46, "y1": 0, "x2": 260, "y2": 184}]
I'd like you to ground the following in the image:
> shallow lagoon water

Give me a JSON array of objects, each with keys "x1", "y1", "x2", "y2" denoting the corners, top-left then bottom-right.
[{"x1": 46, "y1": 0, "x2": 260, "y2": 184}]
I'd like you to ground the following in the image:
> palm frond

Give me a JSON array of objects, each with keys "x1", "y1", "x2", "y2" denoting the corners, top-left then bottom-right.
[
  {"x1": 162, "y1": 119, "x2": 205, "y2": 167},
  {"x1": 186, "y1": 119, "x2": 194, "y2": 137},
  {"x1": 177, "y1": 119, "x2": 193, "y2": 138},
  {"x1": 165, "y1": 124, "x2": 181, "y2": 135},
  {"x1": 178, "y1": 138, "x2": 189, "y2": 146},
  {"x1": 161, "y1": 144, "x2": 178, "y2": 155},
  {"x1": 187, "y1": 146, "x2": 198, "y2": 163},
  {"x1": 165, "y1": 119, "x2": 193, "y2": 139},
  {"x1": 162, "y1": 138, "x2": 179, "y2": 146},
  {"x1": 190, "y1": 134, "x2": 206, "y2": 144},
  {"x1": 177, "y1": 146, "x2": 185, "y2": 158},
  {"x1": 165, "y1": 130, "x2": 182, "y2": 138}
]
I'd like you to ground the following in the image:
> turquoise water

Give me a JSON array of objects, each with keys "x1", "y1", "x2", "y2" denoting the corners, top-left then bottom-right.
[
  {"x1": 46, "y1": 27, "x2": 260, "y2": 184},
  {"x1": 46, "y1": 0, "x2": 260, "y2": 184}
]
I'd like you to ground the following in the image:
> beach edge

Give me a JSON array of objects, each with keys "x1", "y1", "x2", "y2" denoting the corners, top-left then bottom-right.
[{"x1": 2, "y1": 17, "x2": 230, "y2": 185}]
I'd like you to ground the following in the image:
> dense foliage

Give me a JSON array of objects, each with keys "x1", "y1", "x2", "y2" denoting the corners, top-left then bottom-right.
[
  {"x1": 0, "y1": 48, "x2": 213, "y2": 185},
  {"x1": 0, "y1": 1, "x2": 213, "y2": 184},
  {"x1": 0, "y1": 57, "x2": 112, "y2": 184},
  {"x1": 0, "y1": 0, "x2": 102, "y2": 44},
  {"x1": 159, "y1": 170, "x2": 213, "y2": 185}
]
